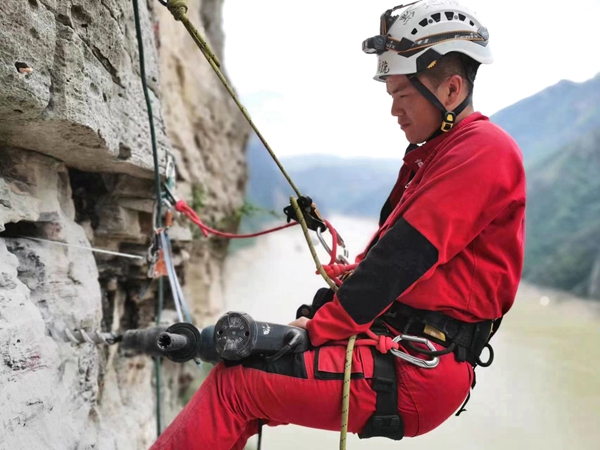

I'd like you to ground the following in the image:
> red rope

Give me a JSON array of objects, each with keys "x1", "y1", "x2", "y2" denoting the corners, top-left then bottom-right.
[
  {"x1": 323, "y1": 219, "x2": 338, "y2": 265},
  {"x1": 328, "y1": 330, "x2": 401, "y2": 354},
  {"x1": 321, "y1": 263, "x2": 358, "y2": 278},
  {"x1": 174, "y1": 200, "x2": 297, "y2": 239},
  {"x1": 177, "y1": 199, "x2": 401, "y2": 354}
]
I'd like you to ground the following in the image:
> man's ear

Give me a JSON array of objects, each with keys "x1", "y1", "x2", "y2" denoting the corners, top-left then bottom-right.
[{"x1": 443, "y1": 74, "x2": 464, "y2": 108}]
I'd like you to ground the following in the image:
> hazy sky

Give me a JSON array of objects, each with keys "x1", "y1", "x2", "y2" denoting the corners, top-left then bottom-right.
[{"x1": 223, "y1": 0, "x2": 600, "y2": 159}]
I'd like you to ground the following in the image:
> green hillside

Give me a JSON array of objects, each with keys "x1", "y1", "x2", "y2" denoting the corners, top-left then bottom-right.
[
  {"x1": 522, "y1": 128, "x2": 600, "y2": 297},
  {"x1": 490, "y1": 73, "x2": 600, "y2": 166}
]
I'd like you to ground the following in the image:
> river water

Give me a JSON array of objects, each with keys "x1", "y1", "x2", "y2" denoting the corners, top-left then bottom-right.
[{"x1": 222, "y1": 216, "x2": 600, "y2": 450}]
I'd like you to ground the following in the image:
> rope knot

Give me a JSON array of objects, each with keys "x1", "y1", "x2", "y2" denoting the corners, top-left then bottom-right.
[
  {"x1": 174, "y1": 199, "x2": 187, "y2": 212},
  {"x1": 375, "y1": 335, "x2": 396, "y2": 354},
  {"x1": 321, "y1": 263, "x2": 358, "y2": 278},
  {"x1": 167, "y1": 0, "x2": 188, "y2": 21}
]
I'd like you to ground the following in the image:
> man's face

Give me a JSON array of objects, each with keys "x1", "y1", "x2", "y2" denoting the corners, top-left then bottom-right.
[{"x1": 386, "y1": 74, "x2": 441, "y2": 144}]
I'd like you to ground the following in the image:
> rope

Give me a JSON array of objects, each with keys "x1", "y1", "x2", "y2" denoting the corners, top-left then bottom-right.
[
  {"x1": 163, "y1": 0, "x2": 302, "y2": 198},
  {"x1": 131, "y1": 0, "x2": 165, "y2": 437},
  {"x1": 289, "y1": 198, "x2": 355, "y2": 449},
  {"x1": 339, "y1": 335, "x2": 356, "y2": 450},
  {"x1": 159, "y1": 3, "x2": 368, "y2": 448},
  {"x1": 174, "y1": 200, "x2": 298, "y2": 239}
]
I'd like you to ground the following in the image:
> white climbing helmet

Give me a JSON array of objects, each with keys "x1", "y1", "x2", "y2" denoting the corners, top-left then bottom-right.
[{"x1": 363, "y1": 0, "x2": 493, "y2": 81}]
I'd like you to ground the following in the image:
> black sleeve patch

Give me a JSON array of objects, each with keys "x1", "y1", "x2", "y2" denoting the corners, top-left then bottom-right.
[{"x1": 337, "y1": 217, "x2": 438, "y2": 325}]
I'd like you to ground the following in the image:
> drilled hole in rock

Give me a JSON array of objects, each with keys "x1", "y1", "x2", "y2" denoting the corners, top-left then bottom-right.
[
  {"x1": 28, "y1": 0, "x2": 38, "y2": 8},
  {"x1": 0, "y1": 220, "x2": 43, "y2": 239},
  {"x1": 14, "y1": 62, "x2": 32, "y2": 74},
  {"x1": 29, "y1": 28, "x2": 40, "y2": 39},
  {"x1": 103, "y1": 93, "x2": 108, "y2": 102},
  {"x1": 13, "y1": 109, "x2": 24, "y2": 114}
]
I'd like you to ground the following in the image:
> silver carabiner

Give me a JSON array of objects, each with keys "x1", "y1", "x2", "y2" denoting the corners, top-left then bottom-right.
[
  {"x1": 390, "y1": 334, "x2": 440, "y2": 369},
  {"x1": 316, "y1": 227, "x2": 350, "y2": 264}
]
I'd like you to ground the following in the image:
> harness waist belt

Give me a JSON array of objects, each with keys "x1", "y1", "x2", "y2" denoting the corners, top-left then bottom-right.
[{"x1": 382, "y1": 302, "x2": 500, "y2": 367}]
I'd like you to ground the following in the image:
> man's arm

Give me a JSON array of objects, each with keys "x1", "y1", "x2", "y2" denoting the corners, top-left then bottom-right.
[{"x1": 306, "y1": 137, "x2": 525, "y2": 346}]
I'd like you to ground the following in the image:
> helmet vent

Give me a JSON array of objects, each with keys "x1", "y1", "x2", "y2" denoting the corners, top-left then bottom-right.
[
  {"x1": 431, "y1": 13, "x2": 441, "y2": 22},
  {"x1": 444, "y1": 11, "x2": 454, "y2": 20},
  {"x1": 458, "y1": 13, "x2": 466, "y2": 21},
  {"x1": 419, "y1": 18, "x2": 428, "y2": 27},
  {"x1": 411, "y1": 28, "x2": 418, "y2": 35},
  {"x1": 470, "y1": 20, "x2": 475, "y2": 26}
]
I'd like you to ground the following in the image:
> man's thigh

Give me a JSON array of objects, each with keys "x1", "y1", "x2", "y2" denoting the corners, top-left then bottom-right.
[{"x1": 228, "y1": 344, "x2": 377, "y2": 433}]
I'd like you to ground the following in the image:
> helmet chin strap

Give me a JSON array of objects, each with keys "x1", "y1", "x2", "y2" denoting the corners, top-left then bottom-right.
[{"x1": 408, "y1": 74, "x2": 473, "y2": 142}]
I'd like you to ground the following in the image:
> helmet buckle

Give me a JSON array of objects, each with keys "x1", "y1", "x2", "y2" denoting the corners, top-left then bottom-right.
[{"x1": 441, "y1": 112, "x2": 456, "y2": 132}]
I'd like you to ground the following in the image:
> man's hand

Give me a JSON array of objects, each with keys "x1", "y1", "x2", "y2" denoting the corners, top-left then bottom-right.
[{"x1": 288, "y1": 317, "x2": 309, "y2": 329}]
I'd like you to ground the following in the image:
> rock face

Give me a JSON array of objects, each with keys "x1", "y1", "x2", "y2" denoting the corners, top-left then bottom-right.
[{"x1": 0, "y1": 0, "x2": 249, "y2": 449}]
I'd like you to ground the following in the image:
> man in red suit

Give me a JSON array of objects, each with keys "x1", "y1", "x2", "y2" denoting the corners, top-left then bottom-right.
[{"x1": 151, "y1": 2, "x2": 526, "y2": 448}]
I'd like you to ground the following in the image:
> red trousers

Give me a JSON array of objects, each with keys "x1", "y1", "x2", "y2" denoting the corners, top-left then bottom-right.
[{"x1": 150, "y1": 344, "x2": 473, "y2": 450}]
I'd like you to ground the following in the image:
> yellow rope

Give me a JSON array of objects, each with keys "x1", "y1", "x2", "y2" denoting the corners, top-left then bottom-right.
[
  {"x1": 163, "y1": 2, "x2": 357, "y2": 447},
  {"x1": 340, "y1": 335, "x2": 357, "y2": 449},
  {"x1": 165, "y1": 0, "x2": 301, "y2": 198},
  {"x1": 290, "y1": 197, "x2": 356, "y2": 450}
]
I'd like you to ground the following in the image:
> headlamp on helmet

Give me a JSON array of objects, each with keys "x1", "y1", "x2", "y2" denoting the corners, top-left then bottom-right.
[
  {"x1": 362, "y1": 35, "x2": 388, "y2": 55},
  {"x1": 362, "y1": 2, "x2": 421, "y2": 55}
]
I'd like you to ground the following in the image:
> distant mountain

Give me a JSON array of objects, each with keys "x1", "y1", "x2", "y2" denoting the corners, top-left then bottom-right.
[
  {"x1": 522, "y1": 127, "x2": 600, "y2": 297},
  {"x1": 243, "y1": 138, "x2": 402, "y2": 220},
  {"x1": 285, "y1": 156, "x2": 401, "y2": 218},
  {"x1": 245, "y1": 134, "x2": 293, "y2": 216},
  {"x1": 490, "y1": 73, "x2": 600, "y2": 166}
]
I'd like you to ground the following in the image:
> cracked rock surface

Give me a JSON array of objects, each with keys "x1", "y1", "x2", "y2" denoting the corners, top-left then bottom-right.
[
  {"x1": 0, "y1": 0, "x2": 168, "y2": 178},
  {"x1": 0, "y1": 0, "x2": 249, "y2": 448}
]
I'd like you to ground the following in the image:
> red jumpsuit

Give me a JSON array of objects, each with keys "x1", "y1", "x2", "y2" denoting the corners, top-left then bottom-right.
[{"x1": 150, "y1": 112, "x2": 526, "y2": 449}]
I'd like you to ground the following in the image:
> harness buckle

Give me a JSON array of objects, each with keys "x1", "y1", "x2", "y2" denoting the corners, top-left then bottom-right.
[
  {"x1": 441, "y1": 111, "x2": 456, "y2": 132},
  {"x1": 372, "y1": 415, "x2": 403, "y2": 431},
  {"x1": 390, "y1": 334, "x2": 440, "y2": 369}
]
